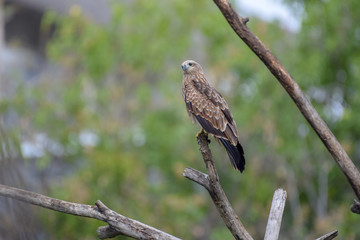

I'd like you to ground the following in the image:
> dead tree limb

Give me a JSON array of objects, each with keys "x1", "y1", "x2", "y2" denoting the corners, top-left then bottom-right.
[
  {"x1": 264, "y1": 189, "x2": 287, "y2": 240},
  {"x1": 211, "y1": 0, "x2": 360, "y2": 201},
  {"x1": 184, "y1": 131, "x2": 253, "y2": 240},
  {"x1": 0, "y1": 184, "x2": 181, "y2": 240},
  {"x1": 183, "y1": 135, "x2": 290, "y2": 240}
]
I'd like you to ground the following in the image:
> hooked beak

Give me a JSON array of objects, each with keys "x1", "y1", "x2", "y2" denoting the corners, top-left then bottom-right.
[{"x1": 181, "y1": 64, "x2": 187, "y2": 71}]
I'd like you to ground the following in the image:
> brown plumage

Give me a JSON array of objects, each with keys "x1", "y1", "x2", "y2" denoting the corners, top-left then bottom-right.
[{"x1": 181, "y1": 60, "x2": 245, "y2": 172}]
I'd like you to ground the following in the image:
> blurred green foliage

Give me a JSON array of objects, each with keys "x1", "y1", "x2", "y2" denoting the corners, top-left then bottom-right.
[{"x1": 2, "y1": 0, "x2": 360, "y2": 239}]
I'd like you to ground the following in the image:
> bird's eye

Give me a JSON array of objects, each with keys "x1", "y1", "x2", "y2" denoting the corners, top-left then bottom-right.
[{"x1": 188, "y1": 62, "x2": 193, "y2": 66}]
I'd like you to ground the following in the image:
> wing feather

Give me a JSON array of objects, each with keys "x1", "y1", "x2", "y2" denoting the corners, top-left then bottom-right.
[{"x1": 184, "y1": 77, "x2": 238, "y2": 145}]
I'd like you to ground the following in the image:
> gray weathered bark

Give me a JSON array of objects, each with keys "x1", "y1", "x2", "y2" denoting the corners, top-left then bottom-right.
[
  {"x1": 0, "y1": 184, "x2": 181, "y2": 240},
  {"x1": 264, "y1": 189, "x2": 287, "y2": 240}
]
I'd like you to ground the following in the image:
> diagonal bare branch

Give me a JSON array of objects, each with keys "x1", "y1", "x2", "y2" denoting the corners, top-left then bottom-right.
[{"x1": 212, "y1": 0, "x2": 360, "y2": 200}]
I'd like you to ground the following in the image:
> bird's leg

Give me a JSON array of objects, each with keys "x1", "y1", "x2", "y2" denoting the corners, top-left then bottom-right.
[
  {"x1": 196, "y1": 128, "x2": 206, "y2": 138},
  {"x1": 196, "y1": 128, "x2": 211, "y2": 143}
]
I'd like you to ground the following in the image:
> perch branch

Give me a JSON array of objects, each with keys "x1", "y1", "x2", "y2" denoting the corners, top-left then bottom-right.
[
  {"x1": 264, "y1": 189, "x2": 287, "y2": 240},
  {"x1": 0, "y1": 184, "x2": 181, "y2": 240},
  {"x1": 212, "y1": 0, "x2": 360, "y2": 200},
  {"x1": 315, "y1": 230, "x2": 338, "y2": 240},
  {"x1": 184, "y1": 131, "x2": 253, "y2": 240}
]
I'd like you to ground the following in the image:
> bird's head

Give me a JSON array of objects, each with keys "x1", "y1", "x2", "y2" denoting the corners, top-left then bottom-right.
[{"x1": 181, "y1": 60, "x2": 203, "y2": 75}]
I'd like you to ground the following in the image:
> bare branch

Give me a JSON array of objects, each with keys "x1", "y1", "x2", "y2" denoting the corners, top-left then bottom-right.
[
  {"x1": 315, "y1": 230, "x2": 338, "y2": 240},
  {"x1": 184, "y1": 131, "x2": 253, "y2": 240},
  {"x1": 212, "y1": 0, "x2": 360, "y2": 200},
  {"x1": 0, "y1": 184, "x2": 181, "y2": 240},
  {"x1": 0, "y1": 183, "x2": 105, "y2": 220},
  {"x1": 264, "y1": 189, "x2": 287, "y2": 240}
]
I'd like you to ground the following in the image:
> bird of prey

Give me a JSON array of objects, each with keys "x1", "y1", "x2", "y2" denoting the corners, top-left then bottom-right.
[{"x1": 181, "y1": 60, "x2": 245, "y2": 172}]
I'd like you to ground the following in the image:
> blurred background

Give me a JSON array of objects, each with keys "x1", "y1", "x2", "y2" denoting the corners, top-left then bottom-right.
[{"x1": 1, "y1": 0, "x2": 360, "y2": 239}]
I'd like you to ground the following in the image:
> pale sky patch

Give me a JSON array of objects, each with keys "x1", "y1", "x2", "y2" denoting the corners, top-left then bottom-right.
[{"x1": 237, "y1": 0, "x2": 302, "y2": 32}]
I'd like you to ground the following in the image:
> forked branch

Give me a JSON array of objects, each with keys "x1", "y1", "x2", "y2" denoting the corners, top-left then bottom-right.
[{"x1": 184, "y1": 131, "x2": 254, "y2": 240}]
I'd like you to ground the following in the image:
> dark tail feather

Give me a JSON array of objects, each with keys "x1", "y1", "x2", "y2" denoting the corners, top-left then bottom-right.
[{"x1": 219, "y1": 138, "x2": 245, "y2": 173}]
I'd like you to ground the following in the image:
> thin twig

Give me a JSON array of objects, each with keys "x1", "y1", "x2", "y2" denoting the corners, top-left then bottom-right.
[
  {"x1": 0, "y1": 184, "x2": 181, "y2": 240},
  {"x1": 315, "y1": 230, "x2": 338, "y2": 240},
  {"x1": 212, "y1": 0, "x2": 360, "y2": 200},
  {"x1": 264, "y1": 189, "x2": 287, "y2": 240},
  {"x1": 184, "y1": 131, "x2": 253, "y2": 240}
]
